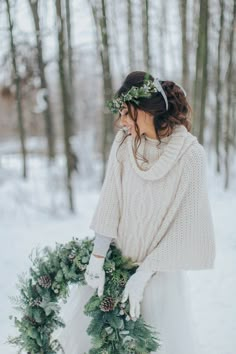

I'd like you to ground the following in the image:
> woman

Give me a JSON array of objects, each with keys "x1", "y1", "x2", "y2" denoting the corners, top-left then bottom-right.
[{"x1": 55, "y1": 71, "x2": 215, "y2": 354}]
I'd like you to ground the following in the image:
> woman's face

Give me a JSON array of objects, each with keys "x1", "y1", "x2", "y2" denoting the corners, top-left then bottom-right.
[{"x1": 119, "y1": 104, "x2": 153, "y2": 138}]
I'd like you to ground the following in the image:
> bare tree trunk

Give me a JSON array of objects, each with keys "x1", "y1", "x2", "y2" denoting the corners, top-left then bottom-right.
[
  {"x1": 128, "y1": 0, "x2": 134, "y2": 71},
  {"x1": 110, "y1": 1, "x2": 126, "y2": 78},
  {"x1": 28, "y1": 0, "x2": 55, "y2": 160},
  {"x1": 100, "y1": 0, "x2": 114, "y2": 180},
  {"x1": 215, "y1": 0, "x2": 224, "y2": 173},
  {"x1": 65, "y1": 0, "x2": 75, "y2": 135},
  {"x1": 88, "y1": 1, "x2": 101, "y2": 61},
  {"x1": 6, "y1": 0, "x2": 27, "y2": 178},
  {"x1": 192, "y1": 2, "x2": 202, "y2": 136},
  {"x1": 193, "y1": 0, "x2": 208, "y2": 144},
  {"x1": 179, "y1": 0, "x2": 189, "y2": 92},
  {"x1": 56, "y1": 0, "x2": 74, "y2": 212},
  {"x1": 199, "y1": 0, "x2": 208, "y2": 145},
  {"x1": 188, "y1": 0, "x2": 199, "y2": 101},
  {"x1": 157, "y1": 1, "x2": 167, "y2": 76},
  {"x1": 224, "y1": 0, "x2": 236, "y2": 189},
  {"x1": 89, "y1": 0, "x2": 114, "y2": 182},
  {"x1": 142, "y1": 0, "x2": 150, "y2": 72}
]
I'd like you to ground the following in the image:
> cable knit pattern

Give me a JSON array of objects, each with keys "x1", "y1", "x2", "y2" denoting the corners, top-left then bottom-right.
[{"x1": 89, "y1": 125, "x2": 216, "y2": 271}]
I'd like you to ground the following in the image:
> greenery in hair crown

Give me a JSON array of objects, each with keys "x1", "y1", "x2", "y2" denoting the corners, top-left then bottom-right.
[{"x1": 107, "y1": 78, "x2": 158, "y2": 114}]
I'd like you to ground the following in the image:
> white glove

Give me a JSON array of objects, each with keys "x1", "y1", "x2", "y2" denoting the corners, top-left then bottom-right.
[
  {"x1": 85, "y1": 253, "x2": 105, "y2": 297},
  {"x1": 121, "y1": 270, "x2": 154, "y2": 320}
]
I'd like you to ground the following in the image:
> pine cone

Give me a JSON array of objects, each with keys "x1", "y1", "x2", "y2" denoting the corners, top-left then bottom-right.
[
  {"x1": 38, "y1": 275, "x2": 52, "y2": 288},
  {"x1": 100, "y1": 297, "x2": 115, "y2": 312}
]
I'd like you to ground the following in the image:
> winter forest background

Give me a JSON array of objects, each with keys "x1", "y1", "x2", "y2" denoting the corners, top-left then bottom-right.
[{"x1": 0, "y1": 0, "x2": 235, "y2": 353}]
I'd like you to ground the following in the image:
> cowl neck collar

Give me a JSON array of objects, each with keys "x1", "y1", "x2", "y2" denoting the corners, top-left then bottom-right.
[
  {"x1": 144, "y1": 133, "x2": 172, "y2": 145},
  {"x1": 127, "y1": 124, "x2": 198, "y2": 181}
]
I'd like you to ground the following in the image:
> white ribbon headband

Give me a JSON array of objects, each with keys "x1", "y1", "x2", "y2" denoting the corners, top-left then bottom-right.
[
  {"x1": 154, "y1": 78, "x2": 187, "y2": 111},
  {"x1": 154, "y1": 78, "x2": 169, "y2": 111}
]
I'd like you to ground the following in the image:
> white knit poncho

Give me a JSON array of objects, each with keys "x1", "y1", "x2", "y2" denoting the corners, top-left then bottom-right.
[{"x1": 89, "y1": 124, "x2": 216, "y2": 272}]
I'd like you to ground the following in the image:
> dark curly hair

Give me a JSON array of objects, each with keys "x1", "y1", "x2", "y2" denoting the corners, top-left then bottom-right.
[{"x1": 113, "y1": 71, "x2": 192, "y2": 165}]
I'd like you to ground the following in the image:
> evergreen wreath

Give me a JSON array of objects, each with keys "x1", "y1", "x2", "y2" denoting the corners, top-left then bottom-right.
[{"x1": 7, "y1": 237, "x2": 160, "y2": 354}]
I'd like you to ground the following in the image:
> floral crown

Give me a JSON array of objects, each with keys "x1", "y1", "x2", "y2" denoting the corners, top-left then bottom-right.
[{"x1": 107, "y1": 77, "x2": 169, "y2": 114}]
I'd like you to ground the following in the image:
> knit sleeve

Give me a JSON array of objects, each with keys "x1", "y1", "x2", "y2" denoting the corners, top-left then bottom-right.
[
  {"x1": 137, "y1": 143, "x2": 216, "y2": 272},
  {"x1": 89, "y1": 130, "x2": 123, "y2": 239},
  {"x1": 92, "y1": 232, "x2": 113, "y2": 257}
]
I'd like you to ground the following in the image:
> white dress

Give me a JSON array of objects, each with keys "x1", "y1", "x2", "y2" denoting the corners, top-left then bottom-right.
[
  {"x1": 53, "y1": 270, "x2": 198, "y2": 354},
  {"x1": 53, "y1": 132, "x2": 200, "y2": 354}
]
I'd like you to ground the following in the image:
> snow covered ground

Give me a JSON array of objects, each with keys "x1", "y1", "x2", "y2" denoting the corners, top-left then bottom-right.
[{"x1": 0, "y1": 147, "x2": 235, "y2": 354}]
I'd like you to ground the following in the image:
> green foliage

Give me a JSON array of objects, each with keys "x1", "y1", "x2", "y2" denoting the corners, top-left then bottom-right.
[
  {"x1": 8, "y1": 237, "x2": 160, "y2": 354},
  {"x1": 107, "y1": 75, "x2": 158, "y2": 114}
]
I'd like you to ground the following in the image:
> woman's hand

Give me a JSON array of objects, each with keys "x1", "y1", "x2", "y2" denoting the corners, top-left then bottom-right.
[
  {"x1": 121, "y1": 270, "x2": 154, "y2": 320},
  {"x1": 85, "y1": 253, "x2": 106, "y2": 297}
]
